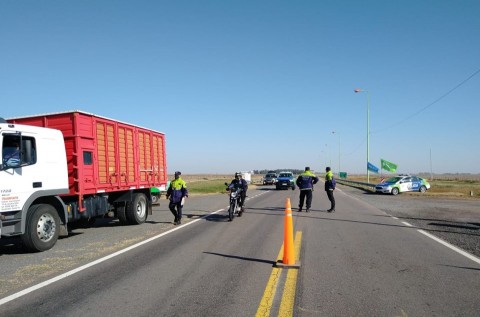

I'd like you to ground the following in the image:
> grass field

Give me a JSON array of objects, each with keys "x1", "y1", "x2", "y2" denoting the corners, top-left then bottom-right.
[
  {"x1": 168, "y1": 174, "x2": 263, "y2": 195},
  {"x1": 174, "y1": 174, "x2": 480, "y2": 198},
  {"x1": 187, "y1": 179, "x2": 231, "y2": 194},
  {"x1": 343, "y1": 175, "x2": 480, "y2": 198}
]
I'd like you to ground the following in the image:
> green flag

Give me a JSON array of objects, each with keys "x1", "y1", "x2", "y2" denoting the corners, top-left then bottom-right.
[{"x1": 381, "y1": 159, "x2": 397, "y2": 172}]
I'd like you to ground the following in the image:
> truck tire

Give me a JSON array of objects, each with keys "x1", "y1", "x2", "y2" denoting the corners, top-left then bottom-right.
[
  {"x1": 21, "y1": 204, "x2": 60, "y2": 252},
  {"x1": 151, "y1": 194, "x2": 160, "y2": 205},
  {"x1": 116, "y1": 205, "x2": 128, "y2": 225},
  {"x1": 126, "y1": 193, "x2": 148, "y2": 225}
]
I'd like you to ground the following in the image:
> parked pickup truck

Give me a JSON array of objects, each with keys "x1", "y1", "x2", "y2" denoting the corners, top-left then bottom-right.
[{"x1": 276, "y1": 172, "x2": 296, "y2": 190}]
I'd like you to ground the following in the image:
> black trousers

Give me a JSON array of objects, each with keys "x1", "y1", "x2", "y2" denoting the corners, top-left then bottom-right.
[
  {"x1": 326, "y1": 190, "x2": 335, "y2": 210},
  {"x1": 239, "y1": 191, "x2": 246, "y2": 208},
  {"x1": 299, "y1": 190, "x2": 313, "y2": 209},
  {"x1": 169, "y1": 201, "x2": 183, "y2": 220}
]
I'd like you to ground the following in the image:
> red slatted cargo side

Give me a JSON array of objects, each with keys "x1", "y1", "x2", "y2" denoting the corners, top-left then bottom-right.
[{"x1": 9, "y1": 111, "x2": 167, "y2": 195}]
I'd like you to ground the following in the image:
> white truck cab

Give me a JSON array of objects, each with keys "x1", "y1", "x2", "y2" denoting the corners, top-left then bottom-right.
[{"x1": 0, "y1": 119, "x2": 69, "y2": 251}]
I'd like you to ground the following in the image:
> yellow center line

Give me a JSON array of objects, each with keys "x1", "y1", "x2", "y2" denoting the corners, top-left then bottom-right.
[
  {"x1": 255, "y1": 244, "x2": 284, "y2": 317},
  {"x1": 278, "y1": 231, "x2": 302, "y2": 316},
  {"x1": 255, "y1": 231, "x2": 302, "y2": 317}
]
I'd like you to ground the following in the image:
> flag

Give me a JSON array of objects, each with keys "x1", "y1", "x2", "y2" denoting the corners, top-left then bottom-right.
[
  {"x1": 367, "y1": 162, "x2": 379, "y2": 173},
  {"x1": 381, "y1": 159, "x2": 397, "y2": 173}
]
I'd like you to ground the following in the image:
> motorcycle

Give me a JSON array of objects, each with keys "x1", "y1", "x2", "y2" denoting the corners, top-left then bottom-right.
[{"x1": 225, "y1": 183, "x2": 244, "y2": 221}]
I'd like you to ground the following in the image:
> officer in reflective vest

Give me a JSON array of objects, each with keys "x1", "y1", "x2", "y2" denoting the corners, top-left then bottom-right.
[
  {"x1": 166, "y1": 171, "x2": 188, "y2": 225},
  {"x1": 295, "y1": 167, "x2": 319, "y2": 212}
]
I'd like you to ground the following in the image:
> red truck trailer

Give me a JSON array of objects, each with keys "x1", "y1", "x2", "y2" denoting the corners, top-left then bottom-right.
[{"x1": 1, "y1": 110, "x2": 167, "y2": 251}]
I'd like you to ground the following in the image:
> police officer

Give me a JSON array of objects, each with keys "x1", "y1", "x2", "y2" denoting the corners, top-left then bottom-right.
[
  {"x1": 325, "y1": 166, "x2": 336, "y2": 212},
  {"x1": 295, "y1": 167, "x2": 319, "y2": 212},
  {"x1": 166, "y1": 171, "x2": 188, "y2": 225}
]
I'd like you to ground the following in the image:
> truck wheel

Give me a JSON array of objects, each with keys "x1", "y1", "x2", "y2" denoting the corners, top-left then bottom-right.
[
  {"x1": 115, "y1": 204, "x2": 128, "y2": 225},
  {"x1": 151, "y1": 194, "x2": 160, "y2": 205},
  {"x1": 21, "y1": 204, "x2": 60, "y2": 252},
  {"x1": 126, "y1": 193, "x2": 148, "y2": 225}
]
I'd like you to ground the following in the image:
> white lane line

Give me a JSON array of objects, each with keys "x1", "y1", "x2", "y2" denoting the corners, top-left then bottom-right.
[
  {"x1": 417, "y1": 229, "x2": 480, "y2": 265},
  {"x1": 397, "y1": 219, "x2": 480, "y2": 265},
  {"x1": 245, "y1": 190, "x2": 270, "y2": 201},
  {"x1": 1, "y1": 188, "x2": 270, "y2": 306},
  {"x1": 0, "y1": 208, "x2": 225, "y2": 307}
]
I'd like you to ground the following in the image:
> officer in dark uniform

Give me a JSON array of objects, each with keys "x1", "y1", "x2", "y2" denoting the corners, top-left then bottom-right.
[{"x1": 295, "y1": 167, "x2": 319, "y2": 212}]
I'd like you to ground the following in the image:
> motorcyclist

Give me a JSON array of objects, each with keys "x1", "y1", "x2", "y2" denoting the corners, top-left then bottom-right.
[{"x1": 227, "y1": 172, "x2": 248, "y2": 215}]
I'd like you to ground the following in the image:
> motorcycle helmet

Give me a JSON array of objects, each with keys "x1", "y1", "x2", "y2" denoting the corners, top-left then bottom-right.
[{"x1": 235, "y1": 172, "x2": 241, "y2": 178}]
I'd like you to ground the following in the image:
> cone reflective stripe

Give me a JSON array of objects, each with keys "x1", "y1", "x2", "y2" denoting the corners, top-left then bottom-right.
[{"x1": 282, "y1": 198, "x2": 295, "y2": 265}]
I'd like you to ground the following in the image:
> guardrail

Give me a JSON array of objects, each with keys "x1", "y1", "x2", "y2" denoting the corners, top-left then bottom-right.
[{"x1": 336, "y1": 179, "x2": 376, "y2": 191}]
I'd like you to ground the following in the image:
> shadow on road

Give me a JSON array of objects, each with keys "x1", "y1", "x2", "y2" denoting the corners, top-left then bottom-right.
[
  {"x1": 246, "y1": 206, "x2": 285, "y2": 212},
  {"x1": 371, "y1": 214, "x2": 480, "y2": 234},
  {"x1": 203, "y1": 251, "x2": 276, "y2": 265},
  {"x1": 293, "y1": 212, "x2": 480, "y2": 237},
  {"x1": 254, "y1": 187, "x2": 275, "y2": 191},
  {"x1": 0, "y1": 238, "x2": 30, "y2": 255},
  {"x1": 439, "y1": 264, "x2": 480, "y2": 271}
]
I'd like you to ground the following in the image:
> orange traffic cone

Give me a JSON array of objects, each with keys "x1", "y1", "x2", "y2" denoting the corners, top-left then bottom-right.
[{"x1": 276, "y1": 197, "x2": 300, "y2": 268}]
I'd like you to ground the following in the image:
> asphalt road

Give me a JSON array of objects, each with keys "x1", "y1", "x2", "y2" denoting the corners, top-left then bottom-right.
[
  {"x1": 339, "y1": 185, "x2": 480, "y2": 258},
  {"x1": 1, "y1": 184, "x2": 479, "y2": 316}
]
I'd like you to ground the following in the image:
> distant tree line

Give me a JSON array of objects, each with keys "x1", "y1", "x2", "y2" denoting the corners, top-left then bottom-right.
[{"x1": 254, "y1": 169, "x2": 305, "y2": 175}]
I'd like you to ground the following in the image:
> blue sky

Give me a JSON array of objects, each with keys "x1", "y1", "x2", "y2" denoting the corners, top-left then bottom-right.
[{"x1": 1, "y1": 1, "x2": 479, "y2": 175}]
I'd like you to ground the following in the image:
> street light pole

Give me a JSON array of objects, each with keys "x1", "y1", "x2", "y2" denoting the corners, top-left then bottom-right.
[
  {"x1": 332, "y1": 131, "x2": 340, "y2": 174},
  {"x1": 354, "y1": 88, "x2": 370, "y2": 183}
]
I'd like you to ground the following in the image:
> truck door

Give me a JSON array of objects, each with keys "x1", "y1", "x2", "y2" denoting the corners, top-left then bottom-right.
[
  {"x1": 76, "y1": 133, "x2": 96, "y2": 192},
  {"x1": 81, "y1": 147, "x2": 96, "y2": 191},
  {"x1": 1, "y1": 133, "x2": 38, "y2": 213}
]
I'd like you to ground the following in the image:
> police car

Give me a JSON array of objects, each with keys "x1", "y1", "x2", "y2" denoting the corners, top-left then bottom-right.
[{"x1": 375, "y1": 175, "x2": 431, "y2": 195}]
